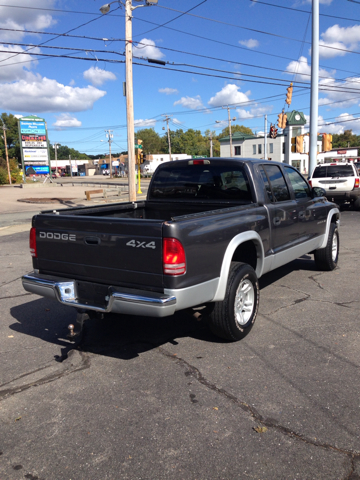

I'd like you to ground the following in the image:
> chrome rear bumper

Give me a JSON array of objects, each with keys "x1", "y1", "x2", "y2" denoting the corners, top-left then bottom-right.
[{"x1": 22, "y1": 272, "x2": 177, "y2": 317}]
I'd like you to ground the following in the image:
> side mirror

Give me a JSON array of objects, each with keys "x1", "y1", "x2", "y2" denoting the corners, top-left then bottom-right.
[{"x1": 312, "y1": 186, "x2": 326, "y2": 198}]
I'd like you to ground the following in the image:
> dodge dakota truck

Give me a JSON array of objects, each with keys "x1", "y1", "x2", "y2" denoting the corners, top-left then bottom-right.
[{"x1": 22, "y1": 158, "x2": 340, "y2": 341}]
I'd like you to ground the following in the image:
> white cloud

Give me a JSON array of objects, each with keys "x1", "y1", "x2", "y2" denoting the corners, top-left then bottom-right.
[
  {"x1": 208, "y1": 84, "x2": 251, "y2": 108},
  {"x1": 239, "y1": 39, "x2": 259, "y2": 49},
  {"x1": 133, "y1": 38, "x2": 164, "y2": 60},
  {"x1": 0, "y1": 0, "x2": 57, "y2": 42},
  {"x1": 214, "y1": 120, "x2": 227, "y2": 129},
  {"x1": 237, "y1": 109, "x2": 253, "y2": 119},
  {"x1": 83, "y1": 66, "x2": 117, "y2": 86},
  {"x1": 0, "y1": 45, "x2": 39, "y2": 82},
  {"x1": 0, "y1": 73, "x2": 106, "y2": 112},
  {"x1": 134, "y1": 118, "x2": 157, "y2": 128},
  {"x1": 172, "y1": 118, "x2": 182, "y2": 125},
  {"x1": 159, "y1": 88, "x2": 179, "y2": 95},
  {"x1": 285, "y1": 56, "x2": 334, "y2": 82},
  {"x1": 319, "y1": 76, "x2": 360, "y2": 108},
  {"x1": 53, "y1": 114, "x2": 82, "y2": 129},
  {"x1": 174, "y1": 95, "x2": 204, "y2": 110},
  {"x1": 317, "y1": 24, "x2": 360, "y2": 58},
  {"x1": 305, "y1": 113, "x2": 360, "y2": 135}
]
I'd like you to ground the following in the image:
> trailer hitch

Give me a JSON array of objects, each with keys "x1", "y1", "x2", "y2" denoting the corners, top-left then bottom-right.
[{"x1": 67, "y1": 309, "x2": 89, "y2": 341}]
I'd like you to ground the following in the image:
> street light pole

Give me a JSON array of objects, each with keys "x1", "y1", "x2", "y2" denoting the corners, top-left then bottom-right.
[
  {"x1": 125, "y1": 0, "x2": 136, "y2": 200},
  {"x1": 309, "y1": 0, "x2": 319, "y2": 177}
]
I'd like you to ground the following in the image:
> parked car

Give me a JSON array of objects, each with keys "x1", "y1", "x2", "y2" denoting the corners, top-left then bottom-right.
[{"x1": 309, "y1": 162, "x2": 360, "y2": 209}]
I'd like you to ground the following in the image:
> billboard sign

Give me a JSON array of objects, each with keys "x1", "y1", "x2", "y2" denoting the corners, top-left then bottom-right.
[
  {"x1": 25, "y1": 165, "x2": 50, "y2": 175},
  {"x1": 23, "y1": 148, "x2": 49, "y2": 163},
  {"x1": 21, "y1": 134, "x2": 47, "y2": 148},
  {"x1": 19, "y1": 121, "x2": 46, "y2": 135}
]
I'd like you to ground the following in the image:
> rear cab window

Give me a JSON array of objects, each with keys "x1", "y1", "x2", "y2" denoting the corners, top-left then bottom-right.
[
  {"x1": 312, "y1": 165, "x2": 355, "y2": 178},
  {"x1": 149, "y1": 163, "x2": 254, "y2": 202}
]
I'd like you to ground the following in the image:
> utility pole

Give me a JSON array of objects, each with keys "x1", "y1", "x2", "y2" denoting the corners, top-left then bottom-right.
[
  {"x1": 125, "y1": 0, "x2": 136, "y2": 199},
  {"x1": 162, "y1": 115, "x2": 172, "y2": 161},
  {"x1": 309, "y1": 0, "x2": 319, "y2": 177},
  {"x1": 222, "y1": 106, "x2": 236, "y2": 157},
  {"x1": 100, "y1": 0, "x2": 158, "y2": 200},
  {"x1": 264, "y1": 115, "x2": 267, "y2": 160},
  {"x1": 1, "y1": 120, "x2": 11, "y2": 184},
  {"x1": 105, "y1": 129, "x2": 113, "y2": 178},
  {"x1": 53, "y1": 142, "x2": 58, "y2": 175},
  {"x1": 209, "y1": 132, "x2": 213, "y2": 157},
  {"x1": 69, "y1": 155, "x2": 73, "y2": 178}
]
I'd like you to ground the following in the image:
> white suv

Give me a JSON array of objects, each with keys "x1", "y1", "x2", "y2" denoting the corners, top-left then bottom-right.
[{"x1": 309, "y1": 162, "x2": 360, "y2": 209}]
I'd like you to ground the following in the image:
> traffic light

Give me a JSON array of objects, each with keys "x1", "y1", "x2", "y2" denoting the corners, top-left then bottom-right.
[
  {"x1": 281, "y1": 113, "x2": 287, "y2": 129},
  {"x1": 322, "y1": 133, "x2": 332, "y2": 152},
  {"x1": 270, "y1": 124, "x2": 278, "y2": 139},
  {"x1": 296, "y1": 135, "x2": 304, "y2": 153},
  {"x1": 285, "y1": 83, "x2": 293, "y2": 105},
  {"x1": 277, "y1": 113, "x2": 283, "y2": 129}
]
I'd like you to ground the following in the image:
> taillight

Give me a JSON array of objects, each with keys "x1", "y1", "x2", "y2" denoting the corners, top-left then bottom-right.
[
  {"x1": 354, "y1": 178, "x2": 359, "y2": 189},
  {"x1": 163, "y1": 238, "x2": 186, "y2": 275},
  {"x1": 308, "y1": 179, "x2": 312, "y2": 187},
  {"x1": 29, "y1": 228, "x2": 37, "y2": 258}
]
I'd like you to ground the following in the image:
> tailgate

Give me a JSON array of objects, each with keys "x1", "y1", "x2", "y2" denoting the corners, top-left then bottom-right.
[
  {"x1": 33, "y1": 214, "x2": 164, "y2": 289},
  {"x1": 313, "y1": 177, "x2": 355, "y2": 192}
]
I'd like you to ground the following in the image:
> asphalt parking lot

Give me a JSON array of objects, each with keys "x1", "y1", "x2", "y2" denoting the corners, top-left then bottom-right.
[{"x1": 0, "y1": 184, "x2": 359, "y2": 479}]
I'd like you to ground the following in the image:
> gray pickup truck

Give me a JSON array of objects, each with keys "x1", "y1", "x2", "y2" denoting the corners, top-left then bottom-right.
[{"x1": 22, "y1": 158, "x2": 340, "y2": 341}]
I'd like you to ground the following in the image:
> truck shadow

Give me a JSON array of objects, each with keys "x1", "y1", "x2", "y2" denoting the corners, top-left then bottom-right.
[
  {"x1": 9, "y1": 297, "x2": 222, "y2": 361},
  {"x1": 10, "y1": 256, "x2": 318, "y2": 361}
]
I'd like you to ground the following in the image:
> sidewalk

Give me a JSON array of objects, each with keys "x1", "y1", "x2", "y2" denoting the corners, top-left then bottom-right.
[{"x1": 0, "y1": 183, "x2": 147, "y2": 235}]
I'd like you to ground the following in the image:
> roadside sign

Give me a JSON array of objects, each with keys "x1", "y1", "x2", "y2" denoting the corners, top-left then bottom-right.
[{"x1": 135, "y1": 144, "x2": 143, "y2": 149}]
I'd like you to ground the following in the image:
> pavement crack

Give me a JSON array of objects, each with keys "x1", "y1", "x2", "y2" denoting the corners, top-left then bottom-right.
[
  {"x1": 0, "y1": 276, "x2": 23, "y2": 287},
  {"x1": 157, "y1": 346, "x2": 360, "y2": 460},
  {"x1": 0, "y1": 350, "x2": 90, "y2": 401},
  {"x1": 0, "y1": 293, "x2": 32, "y2": 300}
]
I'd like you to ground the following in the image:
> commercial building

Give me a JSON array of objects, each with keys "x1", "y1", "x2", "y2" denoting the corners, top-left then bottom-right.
[{"x1": 219, "y1": 110, "x2": 359, "y2": 174}]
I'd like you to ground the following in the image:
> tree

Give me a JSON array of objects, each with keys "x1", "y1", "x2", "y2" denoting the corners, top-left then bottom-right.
[
  {"x1": 217, "y1": 124, "x2": 254, "y2": 140},
  {"x1": 332, "y1": 130, "x2": 360, "y2": 149},
  {"x1": 0, "y1": 113, "x2": 21, "y2": 163},
  {"x1": 49, "y1": 144, "x2": 90, "y2": 160},
  {"x1": 134, "y1": 128, "x2": 163, "y2": 155}
]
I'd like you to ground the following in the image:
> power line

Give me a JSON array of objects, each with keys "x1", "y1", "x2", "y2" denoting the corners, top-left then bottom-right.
[
  {"x1": 250, "y1": 0, "x2": 360, "y2": 23},
  {"x1": 0, "y1": 7, "x2": 120, "y2": 66},
  {"x1": 153, "y1": 4, "x2": 360, "y2": 57},
  {"x1": 2, "y1": 26, "x2": 360, "y2": 78}
]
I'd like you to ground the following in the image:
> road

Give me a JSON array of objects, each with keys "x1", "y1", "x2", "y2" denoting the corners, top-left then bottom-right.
[{"x1": 0, "y1": 191, "x2": 359, "y2": 479}]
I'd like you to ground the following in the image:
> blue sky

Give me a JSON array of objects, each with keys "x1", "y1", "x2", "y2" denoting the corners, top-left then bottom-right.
[{"x1": 1, "y1": 0, "x2": 360, "y2": 155}]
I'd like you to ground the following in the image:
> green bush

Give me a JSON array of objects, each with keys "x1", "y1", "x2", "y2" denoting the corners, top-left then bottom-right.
[{"x1": 0, "y1": 167, "x2": 9, "y2": 185}]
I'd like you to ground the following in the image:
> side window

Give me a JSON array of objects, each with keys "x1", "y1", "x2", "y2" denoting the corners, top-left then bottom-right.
[
  {"x1": 252, "y1": 145, "x2": 256, "y2": 155},
  {"x1": 263, "y1": 165, "x2": 290, "y2": 202},
  {"x1": 284, "y1": 165, "x2": 311, "y2": 200},
  {"x1": 234, "y1": 146, "x2": 241, "y2": 156},
  {"x1": 258, "y1": 144, "x2": 262, "y2": 154},
  {"x1": 258, "y1": 166, "x2": 273, "y2": 202},
  {"x1": 269, "y1": 143, "x2": 273, "y2": 154}
]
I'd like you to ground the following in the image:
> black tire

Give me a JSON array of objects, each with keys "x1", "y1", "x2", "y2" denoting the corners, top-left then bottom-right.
[
  {"x1": 314, "y1": 223, "x2": 339, "y2": 271},
  {"x1": 354, "y1": 197, "x2": 360, "y2": 210},
  {"x1": 208, "y1": 262, "x2": 259, "y2": 341}
]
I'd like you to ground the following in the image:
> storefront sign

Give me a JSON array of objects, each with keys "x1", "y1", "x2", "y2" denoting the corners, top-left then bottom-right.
[{"x1": 23, "y1": 148, "x2": 49, "y2": 162}]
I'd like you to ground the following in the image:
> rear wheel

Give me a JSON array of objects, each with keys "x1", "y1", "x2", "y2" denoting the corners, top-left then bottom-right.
[
  {"x1": 208, "y1": 262, "x2": 259, "y2": 341},
  {"x1": 354, "y1": 197, "x2": 360, "y2": 210},
  {"x1": 314, "y1": 223, "x2": 339, "y2": 271}
]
